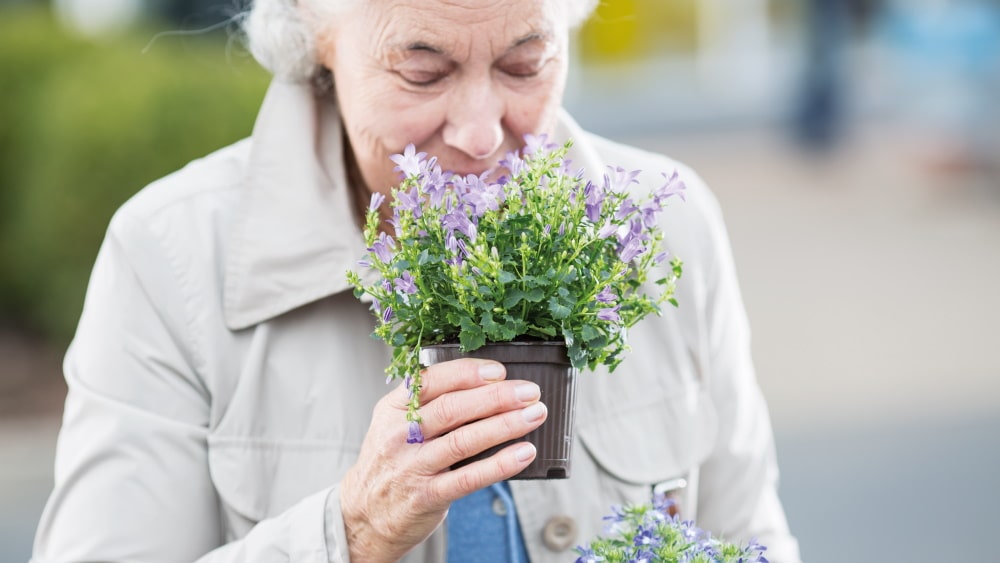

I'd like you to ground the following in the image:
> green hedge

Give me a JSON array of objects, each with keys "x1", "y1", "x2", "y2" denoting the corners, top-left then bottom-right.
[{"x1": 0, "y1": 7, "x2": 270, "y2": 343}]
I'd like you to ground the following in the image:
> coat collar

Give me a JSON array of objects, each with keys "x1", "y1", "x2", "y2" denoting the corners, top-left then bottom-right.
[{"x1": 223, "y1": 80, "x2": 605, "y2": 330}]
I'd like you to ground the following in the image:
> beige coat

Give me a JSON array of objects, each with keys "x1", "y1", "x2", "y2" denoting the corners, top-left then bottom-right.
[{"x1": 32, "y1": 81, "x2": 800, "y2": 563}]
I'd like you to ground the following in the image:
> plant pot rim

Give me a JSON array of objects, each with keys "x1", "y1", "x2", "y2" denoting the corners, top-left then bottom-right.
[{"x1": 420, "y1": 341, "x2": 571, "y2": 366}]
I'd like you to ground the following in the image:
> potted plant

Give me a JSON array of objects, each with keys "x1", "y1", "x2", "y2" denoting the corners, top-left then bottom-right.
[
  {"x1": 576, "y1": 495, "x2": 770, "y2": 563},
  {"x1": 347, "y1": 135, "x2": 685, "y2": 479}
]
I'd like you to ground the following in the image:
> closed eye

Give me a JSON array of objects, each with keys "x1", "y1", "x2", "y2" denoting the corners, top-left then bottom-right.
[{"x1": 398, "y1": 70, "x2": 449, "y2": 87}]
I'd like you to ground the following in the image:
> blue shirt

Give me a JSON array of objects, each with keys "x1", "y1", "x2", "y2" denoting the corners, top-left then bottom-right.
[{"x1": 446, "y1": 482, "x2": 530, "y2": 563}]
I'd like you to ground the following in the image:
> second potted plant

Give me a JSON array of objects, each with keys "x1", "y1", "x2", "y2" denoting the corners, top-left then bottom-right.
[{"x1": 348, "y1": 135, "x2": 686, "y2": 479}]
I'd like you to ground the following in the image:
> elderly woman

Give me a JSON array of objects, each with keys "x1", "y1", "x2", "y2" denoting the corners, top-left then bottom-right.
[{"x1": 32, "y1": 0, "x2": 800, "y2": 562}]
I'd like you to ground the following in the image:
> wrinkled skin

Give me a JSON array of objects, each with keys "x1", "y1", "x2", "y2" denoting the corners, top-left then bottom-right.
[
  {"x1": 339, "y1": 359, "x2": 547, "y2": 561},
  {"x1": 319, "y1": 0, "x2": 570, "y2": 197}
]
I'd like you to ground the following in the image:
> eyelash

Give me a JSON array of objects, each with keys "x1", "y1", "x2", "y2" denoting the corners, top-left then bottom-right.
[{"x1": 399, "y1": 65, "x2": 542, "y2": 88}]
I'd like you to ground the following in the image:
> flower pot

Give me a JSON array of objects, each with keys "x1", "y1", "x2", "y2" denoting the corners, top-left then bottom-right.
[{"x1": 419, "y1": 341, "x2": 579, "y2": 480}]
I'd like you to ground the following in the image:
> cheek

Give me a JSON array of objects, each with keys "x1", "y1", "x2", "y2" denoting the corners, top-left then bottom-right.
[{"x1": 503, "y1": 77, "x2": 566, "y2": 139}]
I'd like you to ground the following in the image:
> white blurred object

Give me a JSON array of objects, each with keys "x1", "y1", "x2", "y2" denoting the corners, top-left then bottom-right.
[{"x1": 54, "y1": 0, "x2": 144, "y2": 37}]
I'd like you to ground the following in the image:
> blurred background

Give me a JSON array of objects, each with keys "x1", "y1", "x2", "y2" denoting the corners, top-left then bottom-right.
[{"x1": 1, "y1": 0, "x2": 998, "y2": 561}]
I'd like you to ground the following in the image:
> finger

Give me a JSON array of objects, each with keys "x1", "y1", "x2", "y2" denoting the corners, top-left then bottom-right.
[
  {"x1": 431, "y1": 442, "x2": 537, "y2": 503},
  {"x1": 390, "y1": 358, "x2": 506, "y2": 409},
  {"x1": 419, "y1": 380, "x2": 541, "y2": 440},
  {"x1": 417, "y1": 401, "x2": 548, "y2": 473}
]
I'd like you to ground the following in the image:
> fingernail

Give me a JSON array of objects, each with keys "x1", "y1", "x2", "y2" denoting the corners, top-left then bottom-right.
[
  {"x1": 515, "y1": 383, "x2": 540, "y2": 402},
  {"x1": 522, "y1": 402, "x2": 546, "y2": 423},
  {"x1": 515, "y1": 443, "x2": 536, "y2": 462},
  {"x1": 479, "y1": 362, "x2": 505, "y2": 381}
]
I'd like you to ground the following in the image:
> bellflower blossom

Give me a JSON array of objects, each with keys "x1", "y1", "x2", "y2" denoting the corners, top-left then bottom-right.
[
  {"x1": 578, "y1": 496, "x2": 769, "y2": 563},
  {"x1": 348, "y1": 136, "x2": 685, "y2": 436}
]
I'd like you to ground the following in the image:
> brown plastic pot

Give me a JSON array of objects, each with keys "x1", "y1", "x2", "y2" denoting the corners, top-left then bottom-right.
[{"x1": 419, "y1": 341, "x2": 579, "y2": 480}]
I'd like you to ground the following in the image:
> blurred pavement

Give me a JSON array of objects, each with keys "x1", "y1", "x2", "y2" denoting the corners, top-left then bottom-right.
[{"x1": 2, "y1": 124, "x2": 998, "y2": 562}]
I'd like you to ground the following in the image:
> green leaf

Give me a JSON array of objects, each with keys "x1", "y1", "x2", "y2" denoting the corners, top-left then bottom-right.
[
  {"x1": 548, "y1": 297, "x2": 571, "y2": 320},
  {"x1": 481, "y1": 311, "x2": 502, "y2": 340},
  {"x1": 580, "y1": 324, "x2": 601, "y2": 342},
  {"x1": 498, "y1": 270, "x2": 517, "y2": 284},
  {"x1": 459, "y1": 317, "x2": 486, "y2": 351},
  {"x1": 502, "y1": 289, "x2": 526, "y2": 309},
  {"x1": 527, "y1": 324, "x2": 557, "y2": 337},
  {"x1": 524, "y1": 287, "x2": 545, "y2": 302}
]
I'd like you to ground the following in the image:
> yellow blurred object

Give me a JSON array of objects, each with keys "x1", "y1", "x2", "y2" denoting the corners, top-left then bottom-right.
[{"x1": 578, "y1": 0, "x2": 698, "y2": 63}]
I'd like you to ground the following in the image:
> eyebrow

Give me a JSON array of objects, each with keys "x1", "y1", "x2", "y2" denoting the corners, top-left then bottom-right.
[{"x1": 398, "y1": 31, "x2": 550, "y2": 56}]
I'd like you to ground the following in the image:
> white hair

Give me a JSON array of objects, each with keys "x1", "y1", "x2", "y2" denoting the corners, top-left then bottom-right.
[{"x1": 242, "y1": 0, "x2": 599, "y2": 83}]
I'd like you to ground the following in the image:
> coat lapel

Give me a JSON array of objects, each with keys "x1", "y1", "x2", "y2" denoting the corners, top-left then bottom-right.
[{"x1": 223, "y1": 81, "x2": 365, "y2": 330}]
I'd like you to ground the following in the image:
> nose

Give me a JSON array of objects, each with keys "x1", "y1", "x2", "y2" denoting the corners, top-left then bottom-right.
[{"x1": 442, "y1": 74, "x2": 505, "y2": 161}]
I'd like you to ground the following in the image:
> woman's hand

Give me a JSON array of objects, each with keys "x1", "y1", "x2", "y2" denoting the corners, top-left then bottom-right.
[{"x1": 339, "y1": 358, "x2": 547, "y2": 562}]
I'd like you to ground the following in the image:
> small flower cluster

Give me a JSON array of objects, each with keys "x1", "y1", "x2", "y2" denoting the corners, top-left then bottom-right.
[
  {"x1": 348, "y1": 136, "x2": 685, "y2": 437},
  {"x1": 576, "y1": 495, "x2": 769, "y2": 563}
]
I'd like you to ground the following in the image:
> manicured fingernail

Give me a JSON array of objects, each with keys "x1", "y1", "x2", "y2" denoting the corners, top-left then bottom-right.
[
  {"x1": 515, "y1": 383, "x2": 540, "y2": 402},
  {"x1": 522, "y1": 402, "x2": 546, "y2": 423},
  {"x1": 479, "y1": 363, "x2": 505, "y2": 380},
  {"x1": 515, "y1": 443, "x2": 536, "y2": 462}
]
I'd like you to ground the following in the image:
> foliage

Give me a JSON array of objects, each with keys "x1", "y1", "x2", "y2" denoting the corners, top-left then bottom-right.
[
  {"x1": 348, "y1": 137, "x2": 685, "y2": 434},
  {"x1": 0, "y1": 6, "x2": 269, "y2": 341},
  {"x1": 576, "y1": 496, "x2": 769, "y2": 563}
]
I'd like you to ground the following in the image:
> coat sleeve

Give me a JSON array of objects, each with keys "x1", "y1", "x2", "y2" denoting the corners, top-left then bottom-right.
[
  {"x1": 31, "y1": 211, "x2": 352, "y2": 563},
  {"x1": 689, "y1": 182, "x2": 802, "y2": 563}
]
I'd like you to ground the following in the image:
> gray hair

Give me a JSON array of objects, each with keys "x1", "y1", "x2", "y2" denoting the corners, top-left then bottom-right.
[{"x1": 243, "y1": 0, "x2": 598, "y2": 83}]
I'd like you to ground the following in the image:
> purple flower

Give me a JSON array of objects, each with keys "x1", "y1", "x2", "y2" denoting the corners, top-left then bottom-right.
[
  {"x1": 595, "y1": 286, "x2": 616, "y2": 304},
  {"x1": 498, "y1": 151, "x2": 525, "y2": 177},
  {"x1": 584, "y1": 181, "x2": 604, "y2": 223},
  {"x1": 442, "y1": 208, "x2": 477, "y2": 241},
  {"x1": 597, "y1": 306, "x2": 621, "y2": 323},
  {"x1": 654, "y1": 251, "x2": 669, "y2": 265},
  {"x1": 615, "y1": 197, "x2": 638, "y2": 221},
  {"x1": 603, "y1": 166, "x2": 641, "y2": 193},
  {"x1": 597, "y1": 222, "x2": 617, "y2": 240},
  {"x1": 633, "y1": 526, "x2": 660, "y2": 548},
  {"x1": 619, "y1": 237, "x2": 646, "y2": 263},
  {"x1": 382, "y1": 305, "x2": 393, "y2": 323},
  {"x1": 423, "y1": 169, "x2": 449, "y2": 208},
  {"x1": 656, "y1": 170, "x2": 687, "y2": 202},
  {"x1": 455, "y1": 237, "x2": 470, "y2": 258},
  {"x1": 394, "y1": 271, "x2": 417, "y2": 295},
  {"x1": 639, "y1": 199, "x2": 662, "y2": 229},
  {"x1": 369, "y1": 232, "x2": 396, "y2": 264},
  {"x1": 406, "y1": 421, "x2": 424, "y2": 444},
  {"x1": 396, "y1": 187, "x2": 422, "y2": 218},
  {"x1": 574, "y1": 548, "x2": 604, "y2": 563},
  {"x1": 390, "y1": 144, "x2": 427, "y2": 178},
  {"x1": 387, "y1": 216, "x2": 402, "y2": 237},
  {"x1": 368, "y1": 192, "x2": 385, "y2": 212},
  {"x1": 523, "y1": 133, "x2": 557, "y2": 156},
  {"x1": 459, "y1": 174, "x2": 504, "y2": 217}
]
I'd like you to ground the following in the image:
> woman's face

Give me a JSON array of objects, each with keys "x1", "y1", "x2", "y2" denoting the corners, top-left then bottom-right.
[{"x1": 318, "y1": 0, "x2": 570, "y2": 198}]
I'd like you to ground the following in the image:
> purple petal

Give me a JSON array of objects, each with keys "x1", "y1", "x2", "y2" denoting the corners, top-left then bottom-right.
[
  {"x1": 389, "y1": 144, "x2": 427, "y2": 177},
  {"x1": 596, "y1": 286, "x2": 617, "y2": 304},
  {"x1": 619, "y1": 237, "x2": 645, "y2": 262},
  {"x1": 407, "y1": 421, "x2": 424, "y2": 444},
  {"x1": 597, "y1": 306, "x2": 621, "y2": 323}
]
